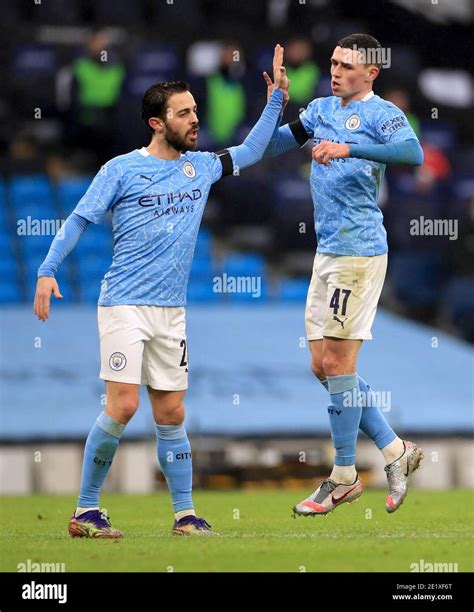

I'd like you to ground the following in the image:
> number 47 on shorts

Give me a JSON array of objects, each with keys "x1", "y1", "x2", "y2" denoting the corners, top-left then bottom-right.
[{"x1": 330, "y1": 288, "x2": 351, "y2": 316}]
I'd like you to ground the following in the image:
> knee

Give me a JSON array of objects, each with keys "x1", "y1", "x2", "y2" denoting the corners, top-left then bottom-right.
[
  {"x1": 107, "y1": 393, "x2": 139, "y2": 424},
  {"x1": 322, "y1": 352, "x2": 342, "y2": 378},
  {"x1": 157, "y1": 402, "x2": 185, "y2": 426},
  {"x1": 115, "y1": 402, "x2": 139, "y2": 424}
]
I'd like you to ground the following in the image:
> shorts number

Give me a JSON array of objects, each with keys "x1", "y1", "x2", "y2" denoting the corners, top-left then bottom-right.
[
  {"x1": 179, "y1": 339, "x2": 187, "y2": 367},
  {"x1": 330, "y1": 288, "x2": 351, "y2": 316}
]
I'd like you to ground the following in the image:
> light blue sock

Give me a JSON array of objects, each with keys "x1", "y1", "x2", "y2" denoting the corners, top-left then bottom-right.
[
  {"x1": 321, "y1": 377, "x2": 397, "y2": 449},
  {"x1": 156, "y1": 423, "x2": 194, "y2": 513},
  {"x1": 357, "y1": 376, "x2": 397, "y2": 449},
  {"x1": 326, "y1": 373, "x2": 362, "y2": 466},
  {"x1": 77, "y1": 412, "x2": 125, "y2": 507}
]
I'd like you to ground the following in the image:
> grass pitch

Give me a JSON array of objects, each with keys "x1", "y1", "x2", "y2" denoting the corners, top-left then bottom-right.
[{"x1": 1, "y1": 489, "x2": 472, "y2": 572}]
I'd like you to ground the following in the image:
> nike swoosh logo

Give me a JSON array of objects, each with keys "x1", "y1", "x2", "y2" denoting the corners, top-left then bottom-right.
[{"x1": 331, "y1": 485, "x2": 358, "y2": 505}]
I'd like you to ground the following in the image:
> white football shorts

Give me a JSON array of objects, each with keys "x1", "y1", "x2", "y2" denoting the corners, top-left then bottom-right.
[
  {"x1": 305, "y1": 253, "x2": 388, "y2": 341},
  {"x1": 98, "y1": 305, "x2": 188, "y2": 390}
]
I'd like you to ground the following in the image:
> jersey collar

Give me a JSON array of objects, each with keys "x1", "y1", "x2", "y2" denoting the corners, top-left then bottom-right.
[
  {"x1": 338, "y1": 90, "x2": 375, "y2": 109},
  {"x1": 138, "y1": 146, "x2": 185, "y2": 162}
]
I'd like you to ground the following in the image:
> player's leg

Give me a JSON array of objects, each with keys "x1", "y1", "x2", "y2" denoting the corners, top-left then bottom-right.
[
  {"x1": 294, "y1": 254, "x2": 362, "y2": 515},
  {"x1": 294, "y1": 333, "x2": 365, "y2": 516},
  {"x1": 356, "y1": 374, "x2": 425, "y2": 507},
  {"x1": 149, "y1": 389, "x2": 192, "y2": 517},
  {"x1": 148, "y1": 388, "x2": 214, "y2": 536},
  {"x1": 145, "y1": 306, "x2": 216, "y2": 535},
  {"x1": 69, "y1": 305, "x2": 146, "y2": 538},
  {"x1": 336, "y1": 253, "x2": 423, "y2": 512},
  {"x1": 302, "y1": 255, "x2": 422, "y2": 514},
  {"x1": 310, "y1": 339, "x2": 404, "y2": 471},
  {"x1": 358, "y1": 373, "x2": 423, "y2": 512},
  {"x1": 68, "y1": 381, "x2": 139, "y2": 538},
  {"x1": 320, "y1": 368, "x2": 422, "y2": 513},
  {"x1": 322, "y1": 335, "x2": 363, "y2": 482}
]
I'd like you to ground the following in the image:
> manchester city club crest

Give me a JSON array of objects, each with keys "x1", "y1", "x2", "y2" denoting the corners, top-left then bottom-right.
[
  {"x1": 345, "y1": 114, "x2": 361, "y2": 131},
  {"x1": 183, "y1": 161, "x2": 196, "y2": 178},
  {"x1": 109, "y1": 352, "x2": 127, "y2": 371}
]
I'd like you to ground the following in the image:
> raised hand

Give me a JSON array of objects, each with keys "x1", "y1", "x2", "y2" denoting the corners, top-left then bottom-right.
[{"x1": 263, "y1": 44, "x2": 290, "y2": 108}]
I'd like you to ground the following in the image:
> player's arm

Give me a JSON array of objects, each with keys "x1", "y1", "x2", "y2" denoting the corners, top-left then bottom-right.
[
  {"x1": 263, "y1": 117, "x2": 311, "y2": 158},
  {"x1": 348, "y1": 139, "x2": 423, "y2": 165},
  {"x1": 34, "y1": 161, "x2": 122, "y2": 321},
  {"x1": 312, "y1": 139, "x2": 423, "y2": 166},
  {"x1": 312, "y1": 107, "x2": 424, "y2": 167},
  {"x1": 215, "y1": 45, "x2": 288, "y2": 175},
  {"x1": 34, "y1": 213, "x2": 90, "y2": 321}
]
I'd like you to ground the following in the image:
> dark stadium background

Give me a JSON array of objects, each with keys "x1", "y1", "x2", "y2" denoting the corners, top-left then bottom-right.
[{"x1": 0, "y1": 0, "x2": 472, "y2": 498}]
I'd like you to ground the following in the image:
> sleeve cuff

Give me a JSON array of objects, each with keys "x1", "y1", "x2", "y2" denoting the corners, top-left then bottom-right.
[{"x1": 270, "y1": 88, "x2": 285, "y2": 102}]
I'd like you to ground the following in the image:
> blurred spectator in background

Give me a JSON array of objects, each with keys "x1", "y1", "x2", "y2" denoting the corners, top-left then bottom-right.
[
  {"x1": 415, "y1": 144, "x2": 451, "y2": 194},
  {"x1": 204, "y1": 41, "x2": 246, "y2": 147},
  {"x1": 383, "y1": 138, "x2": 453, "y2": 324},
  {"x1": 2, "y1": 134, "x2": 45, "y2": 175},
  {"x1": 448, "y1": 196, "x2": 474, "y2": 275},
  {"x1": 56, "y1": 30, "x2": 125, "y2": 165},
  {"x1": 384, "y1": 87, "x2": 420, "y2": 138},
  {"x1": 284, "y1": 36, "x2": 320, "y2": 107}
]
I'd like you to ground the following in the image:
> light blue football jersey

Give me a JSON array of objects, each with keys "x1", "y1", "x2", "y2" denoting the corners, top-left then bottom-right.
[
  {"x1": 73, "y1": 147, "x2": 224, "y2": 306},
  {"x1": 299, "y1": 92, "x2": 419, "y2": 256}
]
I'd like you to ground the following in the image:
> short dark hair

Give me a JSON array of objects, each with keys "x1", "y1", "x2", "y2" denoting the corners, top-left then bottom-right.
[
  {"x1": 141, "y1": 81, "x2": 190, "y2": 132},
  {"x1": 336, "y1": 33, "x2": 383, "y2": 68}
]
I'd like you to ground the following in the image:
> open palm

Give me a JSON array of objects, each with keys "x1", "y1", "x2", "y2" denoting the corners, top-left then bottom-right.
[{"x1": 263, "y1": 44, "x2": 290, "y2": 107}]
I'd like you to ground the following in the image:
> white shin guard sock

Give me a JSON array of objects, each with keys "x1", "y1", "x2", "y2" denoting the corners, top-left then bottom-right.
[
  {"x1": 75, "y1": 506, "x2": 99, "y2": 516},
  {"x1": 330, "y1": 465, "x2": 357, "y2": 485},
  {"x1": 175, "y1": 509, "x2": 196, "y2": 521},
  {"x1": 381, "y1": 437, "x2": 405, "y2": 465}
]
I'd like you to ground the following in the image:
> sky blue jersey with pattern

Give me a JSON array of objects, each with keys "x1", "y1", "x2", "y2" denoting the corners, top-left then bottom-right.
[
  {"x1": 73, "y1": 147, "x2": 224, "y2": 306},
  {"x1": 299, "y1": 92, "x2": 419, "y2": 256},
  {"x1": 69, "y1": 88, "x2": 283, "y2": 306}
]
